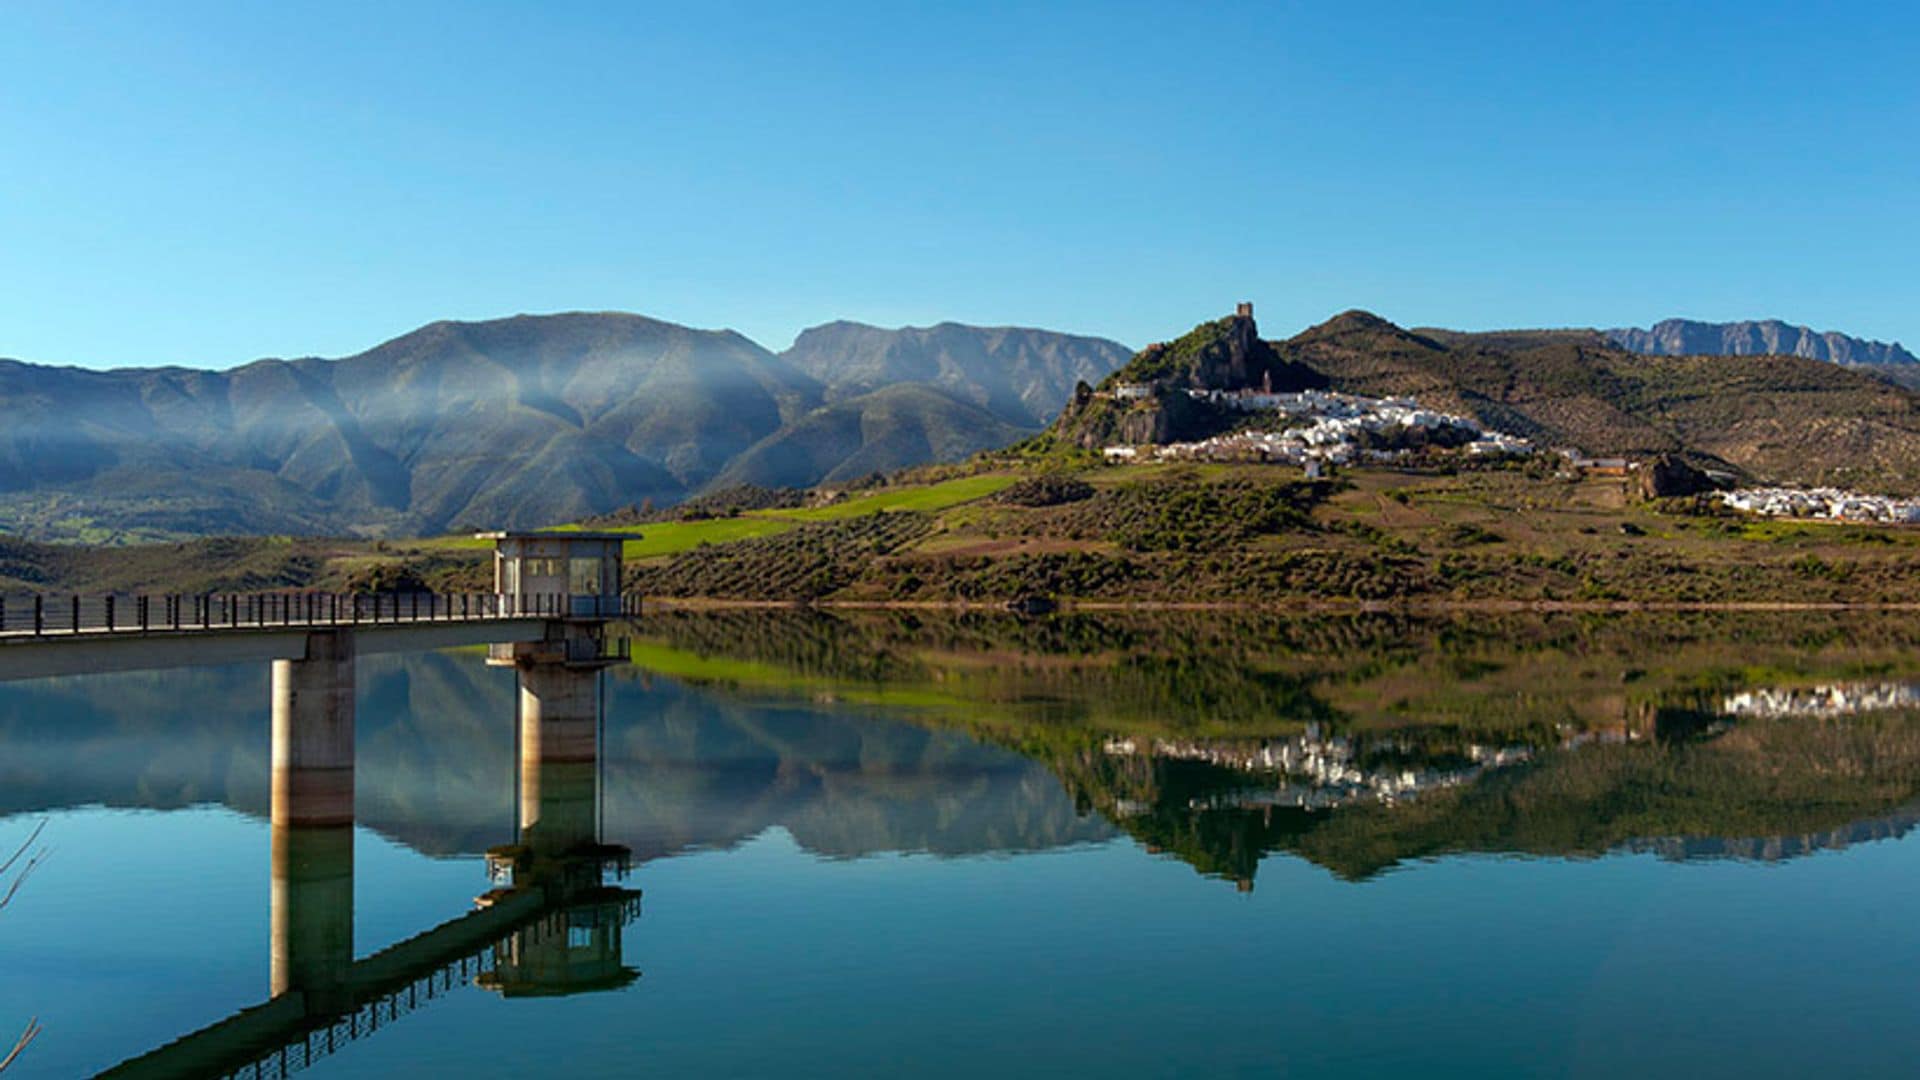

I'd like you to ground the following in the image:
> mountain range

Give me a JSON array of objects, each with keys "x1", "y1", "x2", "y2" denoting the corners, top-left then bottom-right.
[
  {"x1": 0, "y1": 313, "x2": 1129, "y2": 541},
  {"x1": 1607, "y1": 319, "x2": 1919, "y2": 390},
  {"x1": 5, "y1": 305, "x2": 1919, "y2": 542}
]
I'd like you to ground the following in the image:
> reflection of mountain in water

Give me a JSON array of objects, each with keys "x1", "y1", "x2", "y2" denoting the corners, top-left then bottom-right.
[
  {"x1": 1069, "y1": 709, "x2": 1920, "y2": 884},
  {"x1": 1622, "y1": 810, "x2": 1920, "y2": 862},
  {"x1": 630, "y1": 609, "x2": 1920, "y2": 887},
  {"x1": 0, "y1": 653, "x2": 1110, "y2": 862},
  {"x1": 13, "y1": 609, "x2": 1920, "y2": 890},
  {"x1": 599, "y1": 679, "x2": 1111, "y2": 862}
]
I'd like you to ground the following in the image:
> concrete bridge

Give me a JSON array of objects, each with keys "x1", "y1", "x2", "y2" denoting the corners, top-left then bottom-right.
[
  {"x1": 0, "y1": 532, "x2": 648, "y2": 1077},
  {"x1": 0, "y1": 589, "x2": 636, "y2": 682}
]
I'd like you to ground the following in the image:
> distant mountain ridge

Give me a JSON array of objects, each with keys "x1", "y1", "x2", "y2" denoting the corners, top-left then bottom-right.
[
  {"x1": 0, "y1": 312, "x2": 1129, "y2": 541},
  {"x1": 1289, "y1": 311, "x2": 1920, "y2": 493},
  {"x1": 1607, "y1": 318, "x2": 1917, "y2": 366},
  {"x1": 782, "y1": 320, "x2": 1130, "y2": 428}
]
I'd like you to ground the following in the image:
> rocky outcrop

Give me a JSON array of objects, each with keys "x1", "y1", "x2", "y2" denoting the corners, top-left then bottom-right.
[
  {"x1": 1608, "y1": 318, "x2": 1918, "y2": 367},
  {"x1": 1053, "y1": 309, "x2": 1330, "y2": 450},
  {"x1": 1107, "y1": 311, "x2": 1327, "y2": 394},
  {"x1": 1638, "y1": 454, "x2": 1725, "y2": 499},
  {"x1": 1054, "y1": 380, "x2": 1224, "y2": 449}
]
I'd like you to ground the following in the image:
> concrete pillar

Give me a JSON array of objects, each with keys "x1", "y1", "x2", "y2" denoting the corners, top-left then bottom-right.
[
  {"x1": 270, "y1": 823, "x2": 354, "y2": 1003},
  {"x1": 271, "y1": 630, "x2": 355, "y2": 829},
  {"x1": 518, "y1": 663, "x2": 599, "y2": 857}
]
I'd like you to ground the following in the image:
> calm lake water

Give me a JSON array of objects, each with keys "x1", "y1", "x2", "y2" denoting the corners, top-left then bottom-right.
[{"x1": 5, "y1": 610, "x2": 1920, "y2": 1077}]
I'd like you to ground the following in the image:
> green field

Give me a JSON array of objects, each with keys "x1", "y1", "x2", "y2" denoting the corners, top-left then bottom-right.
[
  {"x1": 615, "y1": 516, "x2": 795, "y2": 558},
  {"x1": 764, "y1": 473, "x2": 1019, "y2": 521},
  {"x1": 409, "y1": 472, "x2": 1019, "y2": 561}
]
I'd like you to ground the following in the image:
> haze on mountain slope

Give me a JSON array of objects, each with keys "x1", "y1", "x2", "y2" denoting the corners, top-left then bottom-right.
[
  {"x1": 0, "y1": 312, "x2": 1131, "y2": 541},
  {"x1": 783, "y1": 320, "x2": 1132, "y2": 428}
]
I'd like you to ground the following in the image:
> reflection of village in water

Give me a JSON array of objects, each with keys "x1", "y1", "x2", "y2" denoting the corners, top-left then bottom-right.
[
  {"x1": 1103, "y1": 726, "x2": 1537, "y2": 812},
  {"x1": 1080, "y1": 678, "x2": 1920, "y2": 888},
  {"x1": 1721, "y1": 681, "x2": 1920, "y2": 719}
]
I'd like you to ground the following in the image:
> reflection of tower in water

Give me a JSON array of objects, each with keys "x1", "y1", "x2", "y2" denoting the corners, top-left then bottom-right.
[
  {"x1": 266, "y1": 638, "x2": 641, "y2": 1013},
  {"x1": 478, "y1": 893, "x2": 641, "y2": 997},
  {"x1": 479, "y1": 656, "x2": 641, "y2": 997}
]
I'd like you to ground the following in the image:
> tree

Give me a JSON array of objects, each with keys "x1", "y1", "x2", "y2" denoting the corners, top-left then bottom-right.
[{"x1": 0, "y1": 821, "x2": 47, "y2": 1074}]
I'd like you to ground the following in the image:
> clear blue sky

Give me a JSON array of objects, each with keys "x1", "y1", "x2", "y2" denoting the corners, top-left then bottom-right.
[{"x1": 1, "y1": 0, "x2": 1914, "y2": 369}]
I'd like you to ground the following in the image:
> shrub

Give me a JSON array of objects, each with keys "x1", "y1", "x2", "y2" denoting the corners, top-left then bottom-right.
[{"x1": 995, "y1": 474, "x2": 1096, "y2": 508}]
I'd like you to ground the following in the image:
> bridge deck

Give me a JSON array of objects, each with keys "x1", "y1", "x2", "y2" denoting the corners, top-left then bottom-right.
[{"x1": 0, "y1": 592, "x2": 639, "y2": 681}]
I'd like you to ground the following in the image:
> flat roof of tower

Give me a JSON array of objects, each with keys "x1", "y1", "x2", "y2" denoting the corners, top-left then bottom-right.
[{"x1": 472, "y1": 531, "x2": 637, "y2": 542}]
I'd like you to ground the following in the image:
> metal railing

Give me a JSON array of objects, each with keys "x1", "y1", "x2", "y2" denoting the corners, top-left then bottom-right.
[{"x1": 0, "y1": 592, "x2": 642, "y2": 639}]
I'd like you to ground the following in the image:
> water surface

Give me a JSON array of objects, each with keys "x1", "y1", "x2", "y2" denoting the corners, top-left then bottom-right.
[{"x1": 4, "y1": 611, "x2": 1920, "y2": 1077}]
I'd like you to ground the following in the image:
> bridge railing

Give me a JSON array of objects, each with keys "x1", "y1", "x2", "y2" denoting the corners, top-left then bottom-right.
[{"x1": 0, "y1": 591, "x2": 643, "y2": 638}]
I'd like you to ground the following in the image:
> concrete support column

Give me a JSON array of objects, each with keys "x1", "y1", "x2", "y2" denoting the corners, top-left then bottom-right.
[
  {"x1": 271, "y1": 630, "x2": 356, "y2": 829},
  {"x1": 270, "y1": 823, "x2": 354, "y2": 1003},
  {"x1": 518, "y1": 662, "x2": 599, "y2": 857}
]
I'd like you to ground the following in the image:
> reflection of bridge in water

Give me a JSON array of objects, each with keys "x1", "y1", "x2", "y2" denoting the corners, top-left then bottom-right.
[
  {"x1": 98, "y1": 627, "x2": 642, "y2": 1077},
  {"x1": 107, "y1": 851, "x2": 639, "y2": 1079},
  {"x1": 0, "y1": 534, "x2": 648, "y2": 1078}
]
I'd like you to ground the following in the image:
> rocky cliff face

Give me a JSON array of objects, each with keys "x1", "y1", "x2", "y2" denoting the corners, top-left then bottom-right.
[
  {"x1": 1053, "y1": 310, "x2": 1330, "y2": 449},
  {"x1": 1607, "y1": 318, "x2": 1918, "y2": 366}
]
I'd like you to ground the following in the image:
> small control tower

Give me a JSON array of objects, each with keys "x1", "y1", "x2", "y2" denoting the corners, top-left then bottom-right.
[
  {"x1": 475, "y1": 531, "x2": 629, "y2": 619},
  {"x1": 476, "y1": 531, "x2": 634, "y2": 865}
]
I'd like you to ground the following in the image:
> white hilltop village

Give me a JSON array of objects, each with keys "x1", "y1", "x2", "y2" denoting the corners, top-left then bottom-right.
[
  {"x1": 1713, "y1": 487, "x2": 1920, "y2": 525},
  {"x1": 1099, "y1": 388, "x2": 1535, "y2": 469},
  {"x1": 1098, "y1": 383, "x2": 1920, "y2": 526}
]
